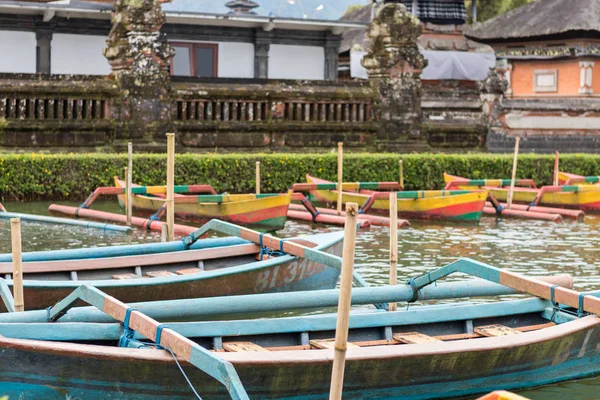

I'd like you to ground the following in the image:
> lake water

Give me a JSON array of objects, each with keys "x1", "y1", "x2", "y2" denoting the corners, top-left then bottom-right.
[{"x1": 1, "y1": 200, "x2": 599, "y2": 399}]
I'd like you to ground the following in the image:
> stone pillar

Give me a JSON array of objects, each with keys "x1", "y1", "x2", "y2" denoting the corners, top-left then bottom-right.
[
  {"x1": 35, "y1": 27, "x2": 53, "y2": 74},
  {"x1": 579, "y1": 61, "x2": 595, "y2": 95},
  {"x1": 362, "y1": 2, "x2": 426, "y2": 144},
  {"x1": 254, "y1": 31, "x2": 271, "y2": 79},
  {"x1": 324, "y1": 33, "x2": 341, "y2": 81},
  {"x1": 104, "y1": 0, "x2": 174, "y2": 144}
]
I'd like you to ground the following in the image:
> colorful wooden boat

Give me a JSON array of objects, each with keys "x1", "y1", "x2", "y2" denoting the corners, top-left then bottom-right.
[
  {"x1": 0, "y1": 258, "x2": 597, "y2": 399},
  {"x1": 0, "y1": 229, "x2": 344, "y2": 312},
  {"x1": 306, "y1": 174, "x2": 487, "y2": 222},
  {"x1": 114, "y1": 177, "x2": 291, "y2": 232},
  {"x1": 445, "y1": 173, "x2": 600, "y2": 212}
]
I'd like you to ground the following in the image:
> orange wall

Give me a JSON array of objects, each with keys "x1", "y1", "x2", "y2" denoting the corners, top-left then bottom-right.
[{"x1": 511, "y1": 59, "x2": 600, "y2": 97}]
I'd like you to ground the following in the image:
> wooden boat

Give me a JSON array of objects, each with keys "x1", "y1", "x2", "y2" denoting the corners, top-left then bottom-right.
[
  {"x1": 558, "y1": 171, "x2": 600, "y2": 186},
  {"x1": 114, "y1": 177, "x2": 291, "y2": 232},
  {"x1": 306, "y1": 174, "x2": 488, "y2": 222},
  {"x1": 0, "y1": 230, "x2": 344, "y2": 312},
  {"x1": 0, "y1": 258, "x2": 597, "y2": 399},
  {"x1": 445, "y1": 173, "x2": 600, "y2": 212}
]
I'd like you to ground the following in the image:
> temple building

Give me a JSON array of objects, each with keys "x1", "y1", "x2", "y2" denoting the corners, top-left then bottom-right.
[
  {"x1": 339, "y1": 0, "x2": 494, "y2": 81},
  {"x1": 0, "y1": 0, "x2": 362, "y2": 80},
  {"x1": 466, "y1": 0, "x2": 600, "y2": 153}
]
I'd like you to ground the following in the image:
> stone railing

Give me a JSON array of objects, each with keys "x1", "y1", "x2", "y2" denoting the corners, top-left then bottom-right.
[
  {"x1": 0, "y1": 74, "x2": 118, "y2": 150},
  {"x1": 172, "y1": 78, "x2": 377, "y2": 151}
]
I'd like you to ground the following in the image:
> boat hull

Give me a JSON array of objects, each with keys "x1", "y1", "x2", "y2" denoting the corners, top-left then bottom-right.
[
  {"x1": 0, "y1": 315, "x2": 599, "y2": 399},
  {"x1": 307, "y1": 175, "x2": 486, "y2": 222},
  {"x1": 445, "y1": 173, "x2": 600, "y2": 212},
  {"x1": 115, "y1": 178, "x2": 290, "y2": 232}
]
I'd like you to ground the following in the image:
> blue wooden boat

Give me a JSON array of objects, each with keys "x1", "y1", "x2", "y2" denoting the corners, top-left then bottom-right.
[
  {"x1": 0, "y1": 223, "x2": 344, "y2": 311},
  {"x1": 0, "y1": 258, "x2": 597, "y2": 399}
]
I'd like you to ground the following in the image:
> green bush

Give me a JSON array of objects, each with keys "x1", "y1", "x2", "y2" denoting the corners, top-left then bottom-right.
[{"x1": 1, "y1": 153, "x2": 599, "y2": 201}]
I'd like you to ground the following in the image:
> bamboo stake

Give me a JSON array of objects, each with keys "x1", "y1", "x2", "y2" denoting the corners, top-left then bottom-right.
[
  {"x1": 399, "y1": 160, "x2": 404, "y2": 189},
  {"x1": 553, "y1": 151, "x2": 560, "y2": 186},
  {"x1": 389, "y1": 192, "x2": 398, "y2": 312},
  {"x1": 126, "y1": 142, "x2": 133, "y2": 227},
  {"x1": 166, "y1": 133, "x2": 175, "y2": 242},
  {"x1": 256, "y1": 161, "x2": 261, "y2": 195},
  {"x1": 329, "y1": 202, "x2": 358, "y2": 400},
  {"x1": 160, "y1": 224, "x2": 168, "y2": 243},
  {"x1": 507, "y1": 137, "x2": 520, "y2": 209},
  {"x1": 10, "y1": 218, "x2": 24, "y2": 312},
  {"x1": 337, "y1": 142, "x2": 343, "y2": 215}
]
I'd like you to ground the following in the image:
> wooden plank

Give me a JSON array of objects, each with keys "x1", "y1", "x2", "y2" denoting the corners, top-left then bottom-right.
[
  {"x1": 393, "y1": 332, "x2": 442, "y2": 344},
  {"x1": 0, "y1": 244, "x2": 259, "y2": 274},
  {"x1": 146, "y1": 270, "x2": 176, "y2": 278},
  {"x1": 223, "y1": 342, "x2": 269, "y2": 352},
  {"x1": 112, "y1": 273, "x2": 142, "y2": 280},
  {"x1": 310, "y1": 338, "x2": 360, "y2": 350},
  {"x1": 474, "y1": 324, "x2": 522, "y2": 337},
  {"x1": 176, "y1": 268, "x2": 202, "y2": 275}
]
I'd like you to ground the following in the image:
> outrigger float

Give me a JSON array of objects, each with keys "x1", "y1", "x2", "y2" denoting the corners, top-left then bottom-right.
[
  {"x1": 0, "y1": 203, "x2": 131, "y2": 233},
  {"x1": 0, "y1": 220, "x2": 349, "y2": 311},
  {"x1": 297, "y1": 174, "x2": 488, "y2": 222},
  {"x1": 0, "y1": 257, "x2": 595, "y2": 399}
]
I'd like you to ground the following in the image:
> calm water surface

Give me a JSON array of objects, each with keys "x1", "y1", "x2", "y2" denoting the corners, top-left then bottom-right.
[{"x1": 1, "y1": 200, "x2": 600, "y2": 399}]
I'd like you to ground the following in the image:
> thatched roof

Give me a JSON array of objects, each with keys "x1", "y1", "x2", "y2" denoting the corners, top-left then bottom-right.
[{"x1": 466, "y1": 0, "x2": 600, "y2": 43}]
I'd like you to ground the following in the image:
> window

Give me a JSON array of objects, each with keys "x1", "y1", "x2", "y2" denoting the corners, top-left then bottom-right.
[
  {"x1": 534, "y1": 70, "x2": 558, "y2": 93},
  {"x1": 171, "y1": 43, "x2": 218, "y2": 77}
]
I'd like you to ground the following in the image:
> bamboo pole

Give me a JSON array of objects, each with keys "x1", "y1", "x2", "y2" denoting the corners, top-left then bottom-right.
[
  {"x1": 506, "y1": 137, "x2": 520, "y2": 210},
  {"x1": 399, "y1": 160, "x2": 404, "y2": 189},
  {"x1": 10, "y1": 218, "x2": 24, "y2": 312},
  {"x1": 337, "y1": 142, "x2": 343, "y2": 215},
  {"x1": 166, "y1": 133, "x2": 175, "y2": 241},
  {"x1": 553, "y1": 151, "x2": 560, "y2": 186},
  {"x1": 329, "y1": 202, "x2": 358, "y2": 400},
  {"x1": 127, "y1": 142, "x2": 133, "y2": 226},
  {"x1": 256, "y1": 161, "x2": 261, "y2": 195},
  {"x1": 160, "y1": 224, "x2": 168, "y2": 243},
  {"x1": 389, "y1": 192, "x2": 398, "y2": 312}
]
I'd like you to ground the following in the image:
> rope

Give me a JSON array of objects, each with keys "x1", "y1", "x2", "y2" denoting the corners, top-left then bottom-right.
[
  {"x1": 118, "y1": 307, "x2": 138, "y2": 348},
  {"x1": 578, "y1": 293, "x2": 588, "y2": 317},
  {"x1": 154, "y1": 344, "x2": 203, "y2": 400},
  {"x1": 407, "y1": 277, "x2": 419, "y2": 303},
  {"x1": 550, "y1": 285, "x2": 558, "y2": 307}
]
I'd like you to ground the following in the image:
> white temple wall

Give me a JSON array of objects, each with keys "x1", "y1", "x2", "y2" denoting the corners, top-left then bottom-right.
[
  {"x1": 0, "y1": 31, "x2": 36, "y2": 73},
  {"x1": 268, "y1": 45, "x2": 325, "y2": 80},
  {"x1": 51, "y1": 34, "x2": 111, "y2": 75}
]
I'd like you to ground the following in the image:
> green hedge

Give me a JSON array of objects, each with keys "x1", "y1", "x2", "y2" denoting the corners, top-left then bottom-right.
[{"x1": 1, "y1": 153, "x2": 600, "y2": 201}]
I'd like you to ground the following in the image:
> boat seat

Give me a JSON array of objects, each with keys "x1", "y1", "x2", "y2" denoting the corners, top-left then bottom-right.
[
  {"x1": 222, "y1": 342, "x2": 269, "y2": 352},
  {"x1": 176, "y1": 268, "x2": 202, "y2": 275},
  {"x1": 310, "y1": 338, "x2": 360, "y2": 350},
  {"x1": 393, "y1": 332, "x2": 442, "y2": 344},
  {"x1": 474, "y1": 324, "x2": 522, "y2": 337},
  {"x1": 112, "y1": 273, "x2": 142, "y2": 280},
  {"x1": 146, "y1": 270, "x2": 176, "y2": 278}
]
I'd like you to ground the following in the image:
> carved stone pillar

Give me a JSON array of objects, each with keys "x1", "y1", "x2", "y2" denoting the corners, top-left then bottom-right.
[
  {"x1": 325, "y1": 33, "x2": 341, "y2": 81},
  {"x1": 104, "y1": 0, "x2": 174, "y2": 143},
  {"x1": 479, "y1": 67, "x2": 508, "y2": 126},
  {"x1": 35, "y1": 27, "x2": 53, "y2": 74},
  {"x1": 579, "y1": 61, "x2": 595, "y2": 95},
  {"x1": 362, "y1": 2, "x2": 426, "y2": 143}
]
